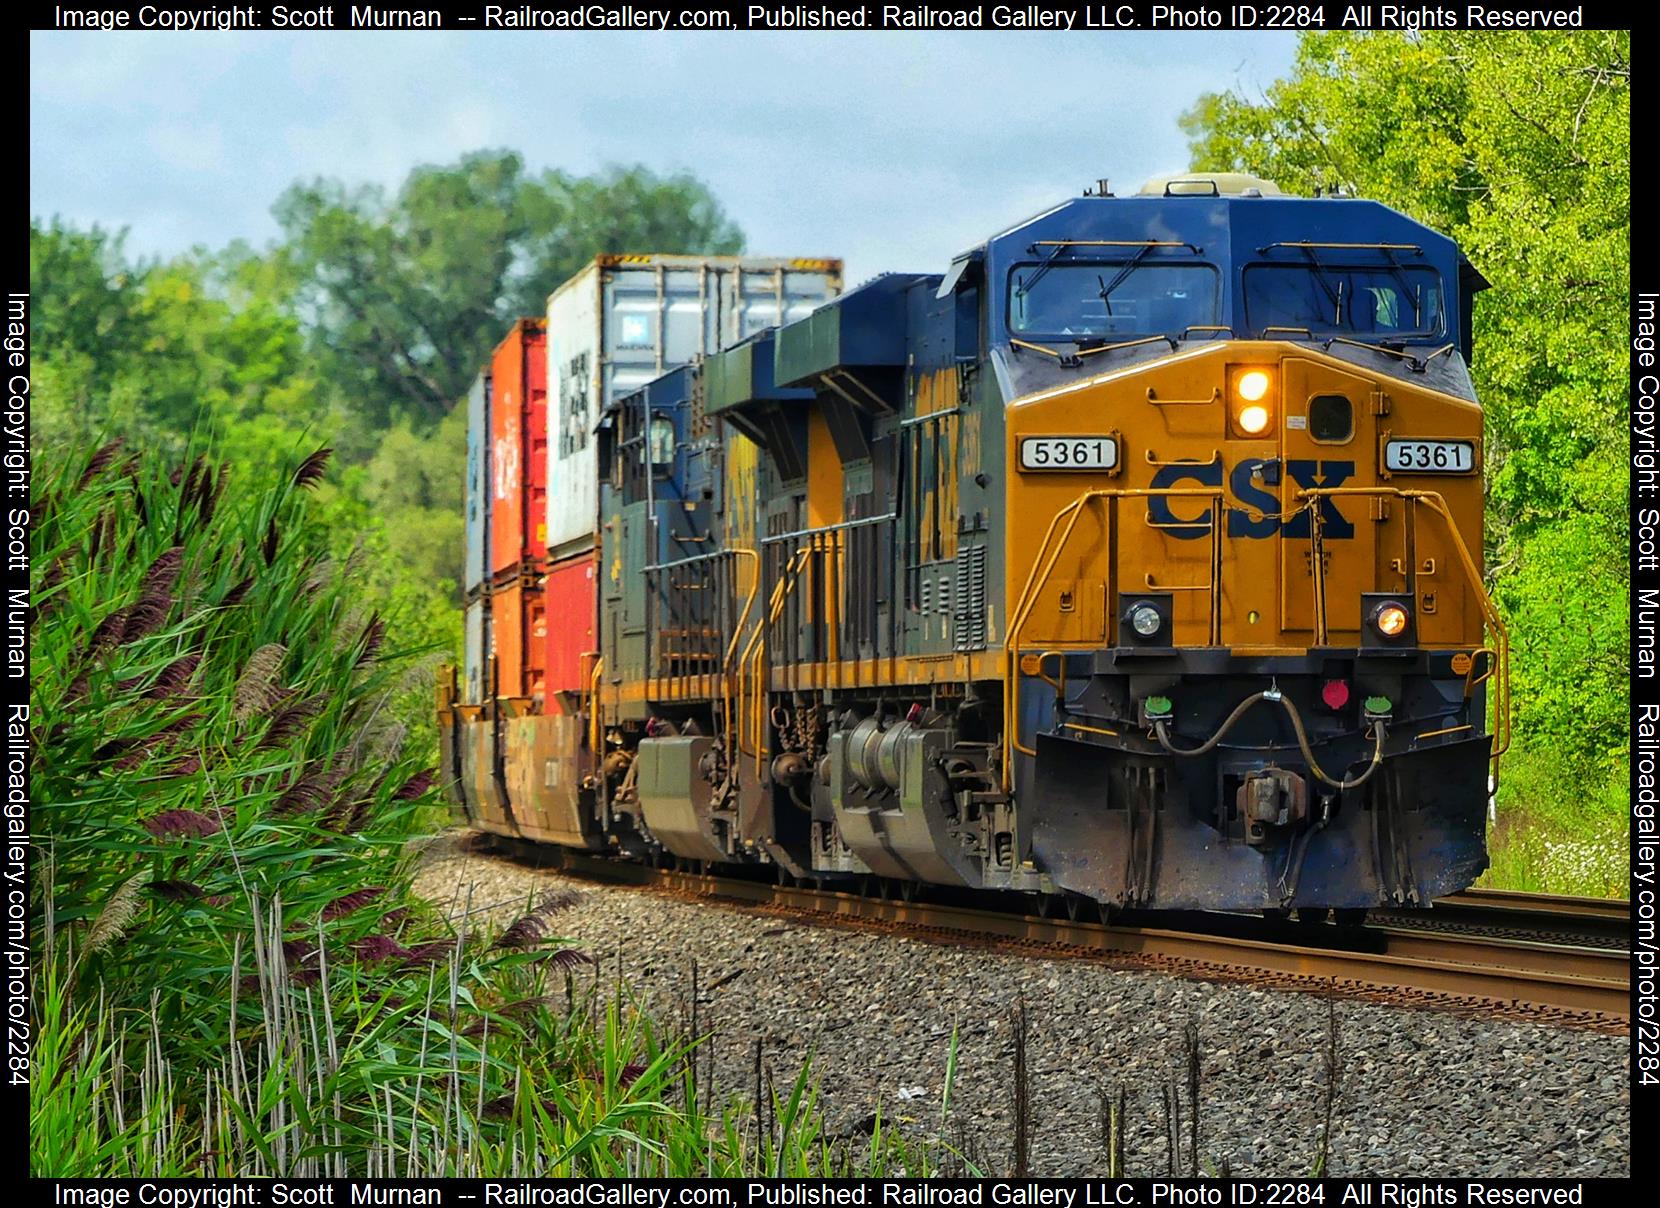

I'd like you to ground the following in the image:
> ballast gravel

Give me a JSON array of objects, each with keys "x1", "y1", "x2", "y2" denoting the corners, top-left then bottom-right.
[{"x1": 411, "y1": 832, "x2": 1629, "y2": 1178}]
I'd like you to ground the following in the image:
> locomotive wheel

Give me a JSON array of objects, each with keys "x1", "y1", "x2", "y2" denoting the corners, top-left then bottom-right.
[
  {"x1": 1333, "y1": 908, "x2": 1369, "y2": 927},
  {"x1": 1296, "y1": 907, "x2": 1332, "y2": 925}
]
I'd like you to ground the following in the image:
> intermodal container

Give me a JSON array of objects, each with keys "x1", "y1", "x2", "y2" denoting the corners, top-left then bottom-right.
[
  {"x1": 488, "y1": 320, "x2": 549, "y2": 579},
  {"x1": 464, "y1": 371, "x2": 489, "y2": 594},
  {"x1": 545, "y1": 255, "x2": 842, "y2": 561},
  {"x1": 544, "y1": 550, "x2": 597, "y2": 697},
  {"x1": 462, "y1": 596, "x2": 489, "y2": 705},
  {"x1": 490, "y1": 580, "x2": 547, "y2": 703}
]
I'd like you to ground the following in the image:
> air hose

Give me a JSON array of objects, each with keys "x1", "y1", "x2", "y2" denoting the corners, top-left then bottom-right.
[{"x1": 1153, "y1": 691, "x2": 1387, "y2": 791}]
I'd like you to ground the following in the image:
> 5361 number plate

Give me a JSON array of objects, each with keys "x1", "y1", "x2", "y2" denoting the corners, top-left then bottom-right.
[
  {"x1": 1384, "y1": 439, "x2": 1475, "y2": 473},
  {"x1": 1020, "y1": 436, "x2": 1118, "y2": 471}
]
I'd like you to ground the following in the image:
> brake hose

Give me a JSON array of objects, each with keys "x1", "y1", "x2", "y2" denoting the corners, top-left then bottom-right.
[{"x1": 1153, "y1": 691, "x2": 1387, "y2": 791}]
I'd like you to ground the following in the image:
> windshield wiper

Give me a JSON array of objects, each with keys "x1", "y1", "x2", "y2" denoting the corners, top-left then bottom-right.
[
  {"x1": 1298, "y1": 245, "x2": 1344, "y2": 319},
  {"x1": 1095, "y1": 244, "x2": 1157, "y2": 314},
  {"x1": 1378, "y1": 248, "x2": 1423, "y2": 328},
  {"x1": 1014, "y1": 243, "x2": 1072, "y2": 299}
]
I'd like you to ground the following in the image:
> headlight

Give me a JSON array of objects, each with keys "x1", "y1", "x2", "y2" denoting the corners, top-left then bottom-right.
[
  {"x1": 1370, "y1": 599, "x2": 1411, "y2": 639},
  {"x1": 1236, "y1": 369, "x2": 1271, "y2": 402},
  {"x1": 1229, "y1": 366, "x2": 1276, "y2": 437},
  {"x1": 1130, "y1": 603, "x2": 1163, "y2": 637}
]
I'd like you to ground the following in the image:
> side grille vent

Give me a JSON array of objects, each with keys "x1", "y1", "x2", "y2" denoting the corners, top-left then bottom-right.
[{"x1": 953, "y1": 543, "x2": 988, "y2": 651}]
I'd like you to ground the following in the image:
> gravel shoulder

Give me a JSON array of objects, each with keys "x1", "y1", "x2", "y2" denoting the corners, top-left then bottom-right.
[{"x1": 411, "y1": 830, "x2": 1629, "y2": 1178}]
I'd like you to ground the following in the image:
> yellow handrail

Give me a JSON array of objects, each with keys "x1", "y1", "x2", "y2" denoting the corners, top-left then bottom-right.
[
  {"x1": 1297, "y1": 486, "x2": 1511, "y2": 761},
  {"x1": 1001, "y1": 484, "x2": 1509, "y2": 794},
  {"x1": 736, "y1": 545, "x2": 811, "y2": 776},
  {"x1": 719, "y1": 548, "x2": 761, "y2": 762},
  {"x1": 586, "y1": 653, "x2": 605, "y2": 756},
  {"x1": 1002, "y1": 486, "x2": 1228, "y2": 790}
]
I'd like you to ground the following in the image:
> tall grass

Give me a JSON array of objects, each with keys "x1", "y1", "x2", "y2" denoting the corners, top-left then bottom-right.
[
  {"x1": 30, "y1": 438, "x2": 943, "y2": 1177},
  {"x1": 1482, "y1": 745, "x2": 1628, "y2": 898}
]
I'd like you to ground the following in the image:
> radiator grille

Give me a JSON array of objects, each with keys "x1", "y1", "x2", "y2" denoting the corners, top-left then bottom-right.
[{"x1": 953, "y1": 543, "x2": 988, "y2": 651}]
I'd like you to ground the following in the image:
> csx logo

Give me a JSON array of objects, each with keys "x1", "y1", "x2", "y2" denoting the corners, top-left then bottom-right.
[{"x1": 1148, "y1": 459, "x2": 1356, "y2": 540}]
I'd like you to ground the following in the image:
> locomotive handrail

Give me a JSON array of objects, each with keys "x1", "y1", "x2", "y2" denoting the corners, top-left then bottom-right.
[
  {"x1": 737, "y1": 544, "x2": 812, "y2": 775},
  {"x1": 1003, "y1": 486, "x2": 1227, "y2": 790},
  {"x1": 1002, "y1": 484, "x2": 1509, "y2": 795},
  {"x1": 1031, "y1": 240, "x2": 1202, "y2": 250},
  {"x1": 760, "y1": 512, "x2": 898, "y2": 546},
  {"x1": 1256, "y1": 241, "x2": 1425, "y2": 255},
  {"x1": 716, "y1": 548, "x2": 761, "y2": 762},
  {"x1": 1144, "y1": 385, "x2": 1222, "y2": 405},
  {"x1": 1295, "y1": 486, "x2": 1511, "y2": 762},
  {"x1": 586, "y1": 654, "x2": 605, "y2": 757},
  {"x1": 641, "y1": 547, "x2": 744, "y2": 573}
]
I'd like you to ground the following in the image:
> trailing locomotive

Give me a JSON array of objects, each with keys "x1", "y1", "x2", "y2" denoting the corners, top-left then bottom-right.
[{"x1": 439, "y1": 173, "x2": 1507, "y2": 913}]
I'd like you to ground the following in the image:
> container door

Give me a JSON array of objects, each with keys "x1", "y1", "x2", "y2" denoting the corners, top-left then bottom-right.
[
  {"x1": 547, "y1": 267, "x2": 601, "y2": 557},
  {"x1": 524, "y1": 326, "x2": 549, "y2": 563},
  {"x1": 544, "y1": 553, "x2": 597, "y2": 694},
  {"x1": 463, "y1": 598, "x2": 489, "y2": 704},
  {"x1": 465, "y1": 373, "x2": 488, "y2": 593},
  {"x1": 492, "y1": 583, "x2": 524, "y2": 703},
  {"x1": 489, "y1": 334, "x2": 525, "y2": 579}
]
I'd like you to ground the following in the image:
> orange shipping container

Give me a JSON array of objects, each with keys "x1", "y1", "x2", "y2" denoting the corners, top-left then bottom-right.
[
  {"x1": 544, "y1": 551, "x2": 597, "y2": 695},
  {"x1": 489, "y1": 319, "x2": 549, "y2": 578},
  {"x1": 490, "y1": 580, "x2": 546, "y2": 703}
]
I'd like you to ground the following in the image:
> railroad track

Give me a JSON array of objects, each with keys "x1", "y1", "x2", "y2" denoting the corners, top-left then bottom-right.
[{"x1": 476, "y1": 836, "x2": 1630, "y2": 1029}]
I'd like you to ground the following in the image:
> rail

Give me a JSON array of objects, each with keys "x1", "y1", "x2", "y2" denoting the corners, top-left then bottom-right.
[
  {"x1": 1003, "y1": 485, "x2": 1510, "y2": 792},
  {"x1": 479, "y1": 838, "x2": 1630, "y2": 1026}
]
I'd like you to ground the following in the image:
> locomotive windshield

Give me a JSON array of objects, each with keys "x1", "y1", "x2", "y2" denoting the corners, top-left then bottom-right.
[
  {"x1": 1008, "y1": 262, "x2": 1220, "y2": 340},
  {"x1": 1243, "y1": 263, "x2": 1445, "y2": 339}
]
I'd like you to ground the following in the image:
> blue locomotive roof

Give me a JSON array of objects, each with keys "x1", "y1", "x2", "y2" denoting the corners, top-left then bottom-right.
[{"x1": 983, "y1": 192, "x2": 1464, "y2": 350}]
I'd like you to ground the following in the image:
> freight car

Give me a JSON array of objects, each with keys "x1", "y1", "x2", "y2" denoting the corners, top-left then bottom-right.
[{"x1": 439, "y1": 174, "x2": 1507, "y2": 914}]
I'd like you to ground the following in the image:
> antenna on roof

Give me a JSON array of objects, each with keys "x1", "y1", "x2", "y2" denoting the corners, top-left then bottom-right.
[{"x1": 1084, "y1": 179, "x2": 1113, "y2": 197}]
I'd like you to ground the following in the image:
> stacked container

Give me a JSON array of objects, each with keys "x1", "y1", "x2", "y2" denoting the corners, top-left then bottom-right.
[
  {"x1": 450, "y1": 255, "x2": 842, "y2": 843},
  {"x1": 543, "y1": 256, "x2": 839, "y2": 714},
  {"x1": 545, "y1": 255, "x2": 842, "y2": 561},
  {"x1": 454, "y1": 321, "x2": 552, "y2": 836}
]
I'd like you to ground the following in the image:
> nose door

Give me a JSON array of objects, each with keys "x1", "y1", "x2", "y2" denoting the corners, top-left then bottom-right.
[{"x1": 1278, "y1": 358, "x2": 1377, "y2": 642}]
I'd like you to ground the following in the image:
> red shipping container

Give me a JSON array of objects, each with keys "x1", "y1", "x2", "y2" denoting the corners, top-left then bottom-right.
[
  {"x1": 490, "y1": 580, "x2": 546, "y2": 702},
  {"x1": 489, "y1": 319, "x2": 549, "y2": 577},
  {"x1": 544, "y1": 551, "x2": 597, "y2": 695}
]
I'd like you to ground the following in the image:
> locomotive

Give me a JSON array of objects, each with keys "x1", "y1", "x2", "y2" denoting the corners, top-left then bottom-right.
[{"x1": 439, "y1": 172, "x2": 1507, "y2": 913}]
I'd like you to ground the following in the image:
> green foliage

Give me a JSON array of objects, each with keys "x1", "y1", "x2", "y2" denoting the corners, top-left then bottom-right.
[
  {"x1": 30, "y1": 222, "x2": 337, "y2": 473},
  {"x1": 1182, "y1": 32, "x2": 1631, "y2": 888},
  {"x1": 32, "y1": 436, "x2": 924, "y2": 1177},
  {"x1": 275, "y1": 153, "x2": 744, "y2": 433},
  {"x1": 1484, "y1": 747, "x2": 1628, "y2": 898}
]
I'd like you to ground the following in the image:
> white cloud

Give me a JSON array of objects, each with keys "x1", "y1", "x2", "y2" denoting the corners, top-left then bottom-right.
[{"x1": 30, "y1": 29, "x2": 1300, "y2": 282}]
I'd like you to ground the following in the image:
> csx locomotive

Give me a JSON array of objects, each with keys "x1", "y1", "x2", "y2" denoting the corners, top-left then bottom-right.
[{"x1": 440, "y1": 172, "x2": 1507, "y2": 913}]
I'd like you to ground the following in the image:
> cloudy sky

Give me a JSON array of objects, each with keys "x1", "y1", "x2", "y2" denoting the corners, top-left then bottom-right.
[{"x1": 31, "y1": 30, "x2": 1297, "y2": 284}]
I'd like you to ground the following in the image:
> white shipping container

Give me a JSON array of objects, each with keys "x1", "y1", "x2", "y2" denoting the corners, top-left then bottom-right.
[{"x1": 545, "y1": 255, "x2": 841, "y2": 559}]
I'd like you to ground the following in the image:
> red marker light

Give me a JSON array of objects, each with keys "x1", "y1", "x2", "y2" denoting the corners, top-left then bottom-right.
[{"x1": 1322, "y1": 680, "x2": 1351, "y2": 710}]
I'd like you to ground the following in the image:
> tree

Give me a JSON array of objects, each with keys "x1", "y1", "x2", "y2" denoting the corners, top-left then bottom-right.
[
  {"x1": 1182, "y1": 31, "x2": 1630, "y2": 538},
  {"x1": 29, "y1": 221, "x2": 331, "y2": 468},
  {"x1": 275, "y1": 153, "x2": 744, "y2": 432},
  {"x1": 1182, "y1": 31, "x2": 1631, "y2": 875}
]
